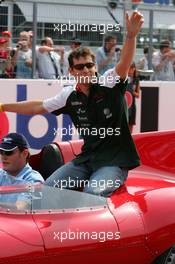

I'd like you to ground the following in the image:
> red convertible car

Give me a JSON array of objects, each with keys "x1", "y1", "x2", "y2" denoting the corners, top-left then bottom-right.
[{"x1": 0, "y1": 130, "x2": 175, "y2": 264}]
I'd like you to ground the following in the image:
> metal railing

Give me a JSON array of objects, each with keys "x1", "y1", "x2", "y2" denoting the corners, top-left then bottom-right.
[{"x1": 0, "y1": 0, "x2": 175, "y2": 78}]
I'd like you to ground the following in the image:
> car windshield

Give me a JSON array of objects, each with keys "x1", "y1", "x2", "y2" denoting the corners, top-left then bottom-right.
[
  {"x1": 0, "y1": 183, "x2": 107, "y2": 213},
  {"x1": 0, "y1": 183, "x2": 32, "y2": 211}
]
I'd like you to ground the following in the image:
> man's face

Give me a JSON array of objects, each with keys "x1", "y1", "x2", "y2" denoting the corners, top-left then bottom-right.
[
  {"x1": 19, "y1": 35, "x2": 29, "y2": 42},
  {"x1": 3, "y1": 35, "x2": 10, "y2": 42},
  {"x1": 105, "y1": 38, "x2": 117, "y2": 51},
  {"x1": 70, "y1": 42, "x2": 81, "y2": 50},
  {"x1": 69, "y1": 55, "x2": 97, "y2": 84},
  {"x1": 46, "y1": 38, "x2": 53, "y2": 47},
  {"x1": 161, "y1": 47, "x2": 171, "y2": 54},
  {"x1": 0, "y1": 148, "x2": 28, "y2": 176}
]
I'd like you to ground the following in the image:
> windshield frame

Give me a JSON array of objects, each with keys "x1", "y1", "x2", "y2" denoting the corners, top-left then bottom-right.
[{"x1": 0, "y1": 184, "x2": 107, "y2": 214}]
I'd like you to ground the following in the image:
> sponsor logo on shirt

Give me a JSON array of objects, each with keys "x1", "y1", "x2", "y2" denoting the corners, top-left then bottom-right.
[
  {"x1": 103, "y1": 108, "x2": 112, "y2": 119},
  {"x1": 78, "y1": 116, "x2": 88, "y2": 121},
  {"x1": 76, "y1": 108, "x2": 86, "y2": 114},
  {"x1": 71, "y1": 101, "x2": 83, "y2": 106}
]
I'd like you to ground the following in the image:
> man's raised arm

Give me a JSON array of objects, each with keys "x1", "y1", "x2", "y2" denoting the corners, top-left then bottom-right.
[{"x1": 116, "y1": 11, "x2": 144, "y2": 79}]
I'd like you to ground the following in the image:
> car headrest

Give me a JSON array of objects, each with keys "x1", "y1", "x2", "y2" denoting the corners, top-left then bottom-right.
[{"x1": 39, "y1": 143, "x2": 64, "y2": 180}]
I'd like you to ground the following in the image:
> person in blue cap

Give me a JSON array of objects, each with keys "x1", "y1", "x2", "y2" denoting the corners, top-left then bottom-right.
[
  {"x1": 0, "y1": 132, "x2": 44, "y2": 186},
  {"x1": 0, "y1": 133, "x2": 44, "y2": 209}
]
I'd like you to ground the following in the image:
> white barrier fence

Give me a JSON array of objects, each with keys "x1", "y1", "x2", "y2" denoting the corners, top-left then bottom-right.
[{"x1": 0, "y1": 79, "x2": 174, "y2": 152}]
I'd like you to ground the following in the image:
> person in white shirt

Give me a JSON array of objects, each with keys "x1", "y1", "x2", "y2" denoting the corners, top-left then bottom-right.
[
  {"x1": 152, "y1": 40, "x2": 175, "y2": 81},
  {"x1": 137, "y1": 46, "x2": 149, "y2": 71},
  {"x1": 96, "y1": 34, "x2": 121, "y2": 75},
  {"x1": 37, "y1": 37, "x2": 64, "y2": 79}
]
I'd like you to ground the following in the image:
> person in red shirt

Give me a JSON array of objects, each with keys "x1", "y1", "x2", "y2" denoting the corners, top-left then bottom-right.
[
  {"x1": 1, "y1": 31, "x2": 14, "y2": 78},
  {"x1": 0, "y1": 38, "x2": 9, "y2": 77}
]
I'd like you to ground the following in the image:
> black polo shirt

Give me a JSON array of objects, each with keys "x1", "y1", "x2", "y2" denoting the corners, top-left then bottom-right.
[{"x1": 43, "y1": 71, "x2": 140, "y2": 170}]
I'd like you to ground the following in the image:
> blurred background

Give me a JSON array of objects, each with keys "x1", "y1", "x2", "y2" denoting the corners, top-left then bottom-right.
[{"x1": 0, "y1": 0, "x2": 175, "y2": 63}]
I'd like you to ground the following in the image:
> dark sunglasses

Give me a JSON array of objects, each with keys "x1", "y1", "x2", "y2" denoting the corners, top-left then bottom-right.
[
  {"x1": 72, "y1": 62, "x2": 95, "y2": 70},
  {"x1": 0, "y1": 149, "x2": 16, "y2": 156}
]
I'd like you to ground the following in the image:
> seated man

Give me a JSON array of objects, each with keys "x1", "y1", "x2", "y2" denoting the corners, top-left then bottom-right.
[
  {"x1": 0, "y1": 133, "x2": 44, "y2": 208},
  {"x1": 0, "y1": 132, "x2": 44, "y2": 185},
  {"x1": 0, "y1": 11, "x2": 144, "y2": 197}
]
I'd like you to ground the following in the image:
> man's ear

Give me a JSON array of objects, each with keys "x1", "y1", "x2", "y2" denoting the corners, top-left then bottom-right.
[
  {"x1": 69, "y1": 67, "x2": 74, "y2": 75},
  {"x1": 23, "y1": 149, "x2": 29, "y2": 159}
]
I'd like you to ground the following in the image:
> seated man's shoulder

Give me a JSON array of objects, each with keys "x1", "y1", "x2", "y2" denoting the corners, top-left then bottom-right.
[
  {"x1": 0, "y1": 168, "x2": 6, "y2": 176},
  {"x1": 21, "y1": 164, "x2": 44, "y2": 183}
]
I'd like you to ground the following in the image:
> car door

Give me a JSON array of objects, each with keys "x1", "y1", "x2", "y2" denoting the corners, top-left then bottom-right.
[
  {"x1": 0, "y1": 185, "x2": 44, "y2": 264},
  {"x1": 32, "y1": 185, "x2": 121, "y2": 264}
]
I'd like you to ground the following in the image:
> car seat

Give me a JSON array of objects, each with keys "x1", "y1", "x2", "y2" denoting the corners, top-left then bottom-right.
[{"x1": 39, "y1": 143, "x2": 64, "y2": 180}]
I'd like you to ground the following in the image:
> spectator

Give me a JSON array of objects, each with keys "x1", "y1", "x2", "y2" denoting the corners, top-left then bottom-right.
[
  {"x1": 0, "y1": 38, "x2": 12, "y2": 78},
  {"x1": 152, "y1": 40, "x2": 175, "y2": 81},
  {"x1": 136, "y1": 46, "x2": 149, "y2": 70},
  {"x1": 125, "y1": 63, "x2": 140, "y2": 133},
  {"x1": 19, "y1": 31, "x2": 30, "y2": 42},
  {"x1": 15, "y1": 40, "x2": 32, "y2": 79},
  {"x1": 70, "y1": 37, "x2": 82, "y2": 50},
  {"x1": 1, "y1": 31, "x2": 14, "y2": 78},
  {"x1": 96, "y1": 34, "x2": 120, "y2": 75},
  {"x1": 37, "y1": 37, "x2": 64, "y2": 79},
  {"x1": 12, "y1": 31, "x2": 32, "y2": 78},
  {"x1": 1, "y1": 31, "x2": 12, "y2": 50},
  {"x1": 62, "y1": 38, "x2": 82, "y2": 76}
]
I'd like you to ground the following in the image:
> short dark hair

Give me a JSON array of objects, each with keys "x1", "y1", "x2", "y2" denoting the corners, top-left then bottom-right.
[
  {"x1": 68, "y1": 47, "x2": 96, "y2": 68},
  {"x1": 159, "y1": 40, "x2": 171, "y2": 50},
  {"x1": 104, "y1": 34, "x2": 116, "y2": 44},
  {"x1": 18, "y1": 146, "x2": 30, "y2": 162},
  {"x1": 71, "y1": 37, "x2": 82, "y2": 45},
  {"x1": 40, "y1": 38, "x2": 47, "y2": 45},
  {"x1": 40, "y1": 37, "x2": 51, "y2": 46}
]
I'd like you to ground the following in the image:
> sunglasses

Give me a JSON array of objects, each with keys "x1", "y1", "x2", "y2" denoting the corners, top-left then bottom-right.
[
  {"x1": 72, "y1": 62, "x2": 95, "y2": 70},
  {"x1": 0, "y1": 149, "x2": 16, "y2": 156}
]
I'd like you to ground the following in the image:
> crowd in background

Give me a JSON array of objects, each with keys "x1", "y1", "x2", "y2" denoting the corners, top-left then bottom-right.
[{"x1": 0, "y1": 30, "x2": 175, "y2": 81}]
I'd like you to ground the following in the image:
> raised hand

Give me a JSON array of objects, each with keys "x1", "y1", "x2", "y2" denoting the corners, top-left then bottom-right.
[{"x1": 126, "y1": 11, "x2": 144, "y2": 38}]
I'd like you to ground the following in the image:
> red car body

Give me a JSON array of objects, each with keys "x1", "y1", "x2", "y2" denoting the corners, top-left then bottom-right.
[{"x1": 0, "y1": 130, "x2": 175, "y2": 264}]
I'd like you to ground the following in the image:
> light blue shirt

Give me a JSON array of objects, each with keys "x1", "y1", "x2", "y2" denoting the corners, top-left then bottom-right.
[
  {"x1": 0, "y1": 163, "x2": 44, "y2": 186},
  {"x1": 96, "y1": 47, "x2": 120, "y2": 75},
  {"x1": 0, "y1": 164, "x2": 44, "y2": 204},
  {"x1": 16, "y1": 49, "x2": 32, "y2": 79}
]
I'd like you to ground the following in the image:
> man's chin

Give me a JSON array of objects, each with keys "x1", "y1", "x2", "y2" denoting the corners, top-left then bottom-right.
[
  {"x1": 2, "y1": 164, "x2": 11, "y2": 173},
  {"x1": 2, "y1": 163, "x2": 8, "y2": 169}
]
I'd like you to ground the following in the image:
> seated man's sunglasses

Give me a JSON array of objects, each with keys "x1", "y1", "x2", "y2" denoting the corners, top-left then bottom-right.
[
  {"x1": 72, "y1": 62, "x2": 95, "y2": 70},
  {"x1": 0, "y1": 149, "x2": 16, "y2": 156}
]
